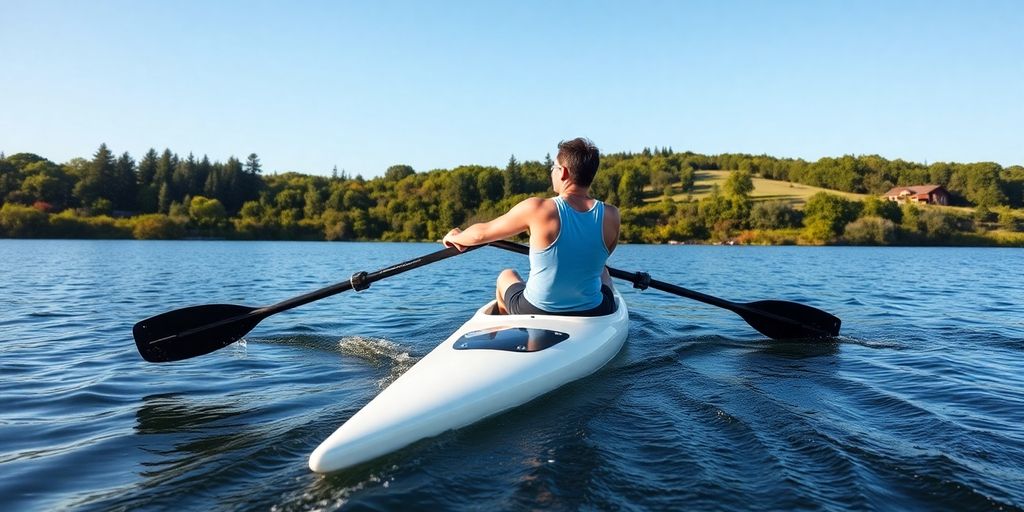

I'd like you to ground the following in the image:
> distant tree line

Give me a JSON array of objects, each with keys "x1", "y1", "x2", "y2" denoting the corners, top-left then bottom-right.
[
  {"x1": 0, "y1": 145, "x2": 263, "y2": 216},
  {"x1": 0, "y1": 144, "x2": 1021, "y2": 246}
]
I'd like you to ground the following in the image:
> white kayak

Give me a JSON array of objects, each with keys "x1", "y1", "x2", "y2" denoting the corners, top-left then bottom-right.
[{"x1": 309, "y1": 289, "x2": 629, "y2": 473}]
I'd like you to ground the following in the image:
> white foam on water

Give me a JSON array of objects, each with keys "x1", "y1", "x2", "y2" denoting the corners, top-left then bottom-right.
[{"x1": 337, "y1": 336, "x2": 418, "y2": 389}]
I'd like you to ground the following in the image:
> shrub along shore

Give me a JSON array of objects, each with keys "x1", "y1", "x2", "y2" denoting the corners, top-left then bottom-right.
[{"x1": 1, "y1": 146, "x2": 1022, "y2": 246}]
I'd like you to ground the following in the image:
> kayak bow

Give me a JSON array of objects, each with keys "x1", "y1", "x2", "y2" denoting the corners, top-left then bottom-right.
[{"x1": 309, "y1": 289, "x2": 629, "y2": 472}]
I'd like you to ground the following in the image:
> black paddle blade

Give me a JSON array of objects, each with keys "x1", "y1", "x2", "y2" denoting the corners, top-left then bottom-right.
[
  {"x1": 736, "y1": 300, "x2": 842, "y2": 340},
  {"x1": 133, "y1": 304, "x2": 264, "y2": 363}
]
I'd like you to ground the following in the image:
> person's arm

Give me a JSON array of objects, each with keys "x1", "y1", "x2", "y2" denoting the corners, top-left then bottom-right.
[
  {"x1": 603, "y1": 203, "x2": 621, "y2": 254},
  {"x1": 442, "y1": 197, "x2": 542, "y2": 251}
]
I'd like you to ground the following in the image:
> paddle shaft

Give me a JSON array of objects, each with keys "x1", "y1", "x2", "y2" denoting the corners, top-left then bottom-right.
[
  {"x1": 191, "y1": 245, "x2": 477, "y2": 334},
  {"x1": 604, "y1": 267, "x2": 815, "y2": 332},
  {"x1": 487, "y1": 239, "x2": 738, "y2": 309},
  {"x1": 261, "y1": 244, "x2": 482, "y2": 316},
  {"x1": 134, "y1": 244, "x2": 483, "y2": 362}
]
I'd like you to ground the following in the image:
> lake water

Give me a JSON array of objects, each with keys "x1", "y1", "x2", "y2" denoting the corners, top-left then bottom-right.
[{"x1": 1, "y1": 240, "x2": 1022, "y2": 511}]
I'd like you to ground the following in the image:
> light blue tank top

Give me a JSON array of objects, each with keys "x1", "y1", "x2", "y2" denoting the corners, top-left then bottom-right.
[{"x1": 523, "y1": 196, "x2": 609, "y2": 312}]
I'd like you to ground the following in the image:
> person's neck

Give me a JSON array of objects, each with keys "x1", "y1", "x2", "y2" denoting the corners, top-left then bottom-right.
[{"x1": 559, "y1": 185, "x2": 590, "y2": 199}]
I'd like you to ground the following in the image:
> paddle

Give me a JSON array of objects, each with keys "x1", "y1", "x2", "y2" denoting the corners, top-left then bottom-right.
[
  {"x1": 487, "y1": 240, "x2": 841, "y2": 339},
  {"x1": 133, "y1": 245, "x2": 482, "y2": 363}
]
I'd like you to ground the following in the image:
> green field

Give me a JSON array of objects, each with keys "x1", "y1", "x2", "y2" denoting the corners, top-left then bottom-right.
[
  {"x1": 647, "y1": 171, "x2": 1024, "y2": 223},
  {"x1": 651, "y1": 170, "x2": 871, "y2": 207}
]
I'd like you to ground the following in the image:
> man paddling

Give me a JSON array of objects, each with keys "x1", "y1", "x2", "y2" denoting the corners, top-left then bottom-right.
[{"x1": 443, "y1": 137, "x2": 620, "y2": 316}]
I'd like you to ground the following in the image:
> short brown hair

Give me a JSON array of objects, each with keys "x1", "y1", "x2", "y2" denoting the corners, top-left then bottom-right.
[{"x1": 557, "y1": 137, "x2": 600, "y2": 187}]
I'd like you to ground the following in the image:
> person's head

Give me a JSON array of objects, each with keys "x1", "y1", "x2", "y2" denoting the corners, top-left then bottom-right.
[{"x1": 554, "y1": 138, "x2": 600, "y2": 187}]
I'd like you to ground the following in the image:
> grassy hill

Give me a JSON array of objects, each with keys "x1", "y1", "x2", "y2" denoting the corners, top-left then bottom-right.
[
  {"x1": 646, "y1": 170, "x2": 1024, "y2": 224},
  {"x1": 650, "y1": 170, "x2": 871, "y2": 207}
]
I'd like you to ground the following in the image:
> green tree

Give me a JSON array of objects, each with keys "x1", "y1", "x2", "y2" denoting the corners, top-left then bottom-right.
[
  {"x1": 950, "y1": 163, "x2": 1006, "y2": 206},
  {"x1": 157, "y1": 183, "x2": 172, "y2": 214},
  {"x1": 189, "y1": 196, "x2": 227, "y2": 227},
  {"x1": 503, "y1": 155, "x2": 523, "y2": 197},
  {"x1": 172, "y1": 153, "x2": 198, "y2": 200},
  {"x1": 1000, "y1": 165, "x2": 1024, "y2": 208},
  {"x1": 342, "y1": 186, "x2": 372, "y2": 210},
  {"x1": 843, "y1": 217, "x2": 898, "y2": 245},
  {"x1": 590, "y1": 168, "x2": 621, "y2": 204},
  {"x1": 20, "y1": 173, "x2": 63, "y2": 208},
  {"x1": 617, "y1": 169, "x2": 644, "y2": 208},
  {"x1": 0, "y1": 157, "x2": 20, "y2": 203},
  {"x1": 901, "y1": 203, "x2": 921, "y2": 232},
  {"x1": 723, "y1": 169, "x2": 754, "y2": 198},
  {"x1": 973, "y1": 205, "x2": 994, "y2": 226},
  {"x1": 113, "y1": 152, "x2": 137, "y2": 211},
  {"x1": 996, "y1": 207, "x2": 1021, "y2": 231},
  {"x1": 137, "y1": 149, "x2": 160, "y2": 212},
  {"x1": 0, "y1": 203, "x2": 48, "y2": 237},
  {"x1": 476, "y1": 167, "x2": 504, "y2": 202},
  {"x1": 132, "y1": 214, "x2": 184, "y2": 239},
  {"x1": 384, "y1": 164, "x2": 415, "y2": 182},
  {"x1": 447, "y1": 168, "x2": 481, "y2": 210},
  {"x1": 154, "y1": 149, "x2": 176, "y2": 190},
  {"x1": 861, "y1": 196, "x2": 903, "y2": 224},
  {"x1": 74, "y1": 143, "x2": 116, "y2": 210},
  {"x1": 245, "y1": 153, "x2": 262, "y2": 175},
  {"x1": 304, "y1": 183, "x2": 325, "y2": 218},
  {"x1": 697, "y1": 185, "x2": 733, "y2": 237},
  {"x1": 138, "y1": 149, "x2": 159, "y2": 187},
  {"x1": 239, "y1": 200, "x2": 264, "y2": 220},
  {"x1": 19, "y1": 160, "x2": 74, "y2": 210},
  {"x1": 750, "y1": 201, "x2": 800, "y2": 229},
  {"x1": 802, "y1": 192, "x2": 862, "y2": 242},
  {"x1": 276, "y1": 188, "x2": 305, "y2": 213},
  {"x1": 918, "y1": 209, "x2": 956, "y2": 239}
]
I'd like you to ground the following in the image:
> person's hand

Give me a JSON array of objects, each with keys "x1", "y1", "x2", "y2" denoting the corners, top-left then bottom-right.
[{"x1": 443, "y1": 228, "x2": 467, "y2": 252}]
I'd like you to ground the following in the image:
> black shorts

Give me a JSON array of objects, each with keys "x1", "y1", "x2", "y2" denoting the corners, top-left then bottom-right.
[{"x1": 504, "y1": 283, "x2": 616, "y2": 317}]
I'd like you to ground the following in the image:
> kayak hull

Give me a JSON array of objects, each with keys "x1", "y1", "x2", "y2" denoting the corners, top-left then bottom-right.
[{"x1": 308, "y1": 290, "x2": 629, "y2": 473}]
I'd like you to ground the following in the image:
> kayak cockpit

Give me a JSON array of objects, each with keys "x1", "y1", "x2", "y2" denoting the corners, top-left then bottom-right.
[{"x1": 453, "y1": 326, "x2": 570, "y2": 353}]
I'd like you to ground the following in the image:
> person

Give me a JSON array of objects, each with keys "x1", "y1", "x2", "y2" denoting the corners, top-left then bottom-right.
[{"x1": 442, "y1": 137, "x2": 620, "y2": 316}]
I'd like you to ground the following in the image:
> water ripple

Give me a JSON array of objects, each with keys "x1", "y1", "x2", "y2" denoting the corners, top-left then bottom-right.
[{"x1": 1, "y1": 241, "x2": 1023, "y2": 510}]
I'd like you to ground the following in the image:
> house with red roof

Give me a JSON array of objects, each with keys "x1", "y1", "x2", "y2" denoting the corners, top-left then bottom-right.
[{"x1": 881, "y1": 185, "x2": 950, "y2": 205}]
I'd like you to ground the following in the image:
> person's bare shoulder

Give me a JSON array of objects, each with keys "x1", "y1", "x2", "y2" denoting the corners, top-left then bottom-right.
[
  {"x1": 603, "y1": 202, "x2": 621, "y2": 224},
  {"x1": 514, "y1": 196, "x2": 556, "y2": 218},
  {"x1": 516, "y1": 196, "x2": 545, "y2": 209}
]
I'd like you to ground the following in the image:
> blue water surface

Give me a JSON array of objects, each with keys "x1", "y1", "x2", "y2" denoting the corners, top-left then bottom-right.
[{"x1": 1, "y1": 240, "x2": 1022, "y2": 511}]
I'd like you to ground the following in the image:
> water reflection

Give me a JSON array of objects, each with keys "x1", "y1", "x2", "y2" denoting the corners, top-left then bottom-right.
[{"x1": 134, "y1": 394, "x2": 253, "y2": 475}]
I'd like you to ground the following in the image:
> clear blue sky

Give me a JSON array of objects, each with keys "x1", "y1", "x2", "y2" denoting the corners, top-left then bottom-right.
[{"x1": 2, "y1": 0, "x2": 1021, "y2": 176}]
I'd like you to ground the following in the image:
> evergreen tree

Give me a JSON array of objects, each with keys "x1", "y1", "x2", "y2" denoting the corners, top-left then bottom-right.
[
  {"x1": 204, "y1": 161, "x2": 224, "y2": 200},
  {"x1": 245, "y1": 153, "x2": 262, "y2": 175},
  {"x1": 158, "y1": 182, "x2": 172, "y2": 214},
  {"x1": 136, "y1": 149, "x2": 160, "y2": 213},
  {"x1": 196, "y1": 155, "x2": 213, "y2": 198},
  {"x1": 172, "y1": 153, "x2": 197, "y2": 200},
  {"x1": 113, "y1": 151, "x2": 137, "y2": 211},
  {"x1": 154, "y1": 149, "x2": 176, "y2": 190},
  {"x1": 503, "y1": 155, "x2": 523, "y2": 197},
  {"x1": 138, "y1": 149, "x2": 158, "y2": 187},
  {"x1": 223, "y1": 157, "x2": 247, "y2": 213},
  {"x1": 73, "y1": 143, "x2": 116, "y2": 209}
]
